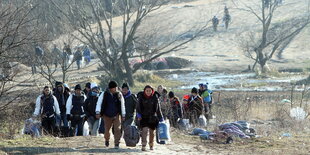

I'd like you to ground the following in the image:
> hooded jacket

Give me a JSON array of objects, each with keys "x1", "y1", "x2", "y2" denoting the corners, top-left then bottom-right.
[{"x1": 53, "y1": 82, "x2": 70, "y2": 114}]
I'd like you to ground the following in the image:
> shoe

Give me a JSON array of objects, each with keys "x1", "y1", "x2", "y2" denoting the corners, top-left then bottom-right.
[
  {"x1": 105, "y1": 141, "x2": 109, "y2": 147},
  {"x1": 142, "y1": 145, "x2": 146, "y2": 151},
  {"x1": 114, "y1": 144, "x2": 119, "y2": 149},
  {"x1": 149, "y1": 143, "x2": 154, "y2": 150}
]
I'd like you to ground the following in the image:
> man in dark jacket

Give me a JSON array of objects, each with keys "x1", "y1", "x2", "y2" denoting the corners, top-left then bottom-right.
[
  {"x1": 95, "y1": 81, "x2": 126, "y2": 149},
  {"x1": 66, "y1": 84, "x2": 87, "y2": 136},
  {"x1": 53, "y1": 81, "x2": 70, "y2": 137},
  {"x1": 121, "y1": 83, "x2": 138, "y2": 127},
  {"x1": 84, "y1": 83, "x2": 101, "y2": 136}
]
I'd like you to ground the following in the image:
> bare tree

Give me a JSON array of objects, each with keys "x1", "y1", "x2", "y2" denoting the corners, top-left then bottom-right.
[
  {"x1": 51, "y1": 0, "x2": 208, "y2": 85},
  {"x1": 0, "y1": 2, "x2": 43, "y2": 110},
  {"x1": 236, "y1": 0, "x2": 310, "y2": 72}
]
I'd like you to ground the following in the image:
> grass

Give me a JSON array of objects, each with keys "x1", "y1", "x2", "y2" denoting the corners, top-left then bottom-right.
[{"x1": 131, "y1": 71, "x2": 183, "y2": 93}]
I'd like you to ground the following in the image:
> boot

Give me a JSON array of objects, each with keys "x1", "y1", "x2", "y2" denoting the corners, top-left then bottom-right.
[
  {"x1": 149, "y1": 143, "x2": 154, "y2": 150},
  {"x1": 142, "y1": 145, "x2": 146, "y2": 151}
]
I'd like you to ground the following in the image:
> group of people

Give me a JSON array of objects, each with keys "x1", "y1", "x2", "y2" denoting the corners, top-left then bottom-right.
[
  {"x1": 31, "y1": 43, "x2": 92, "y2": 74},
  {"x1": 31, "y1": 80, "x2": 213, "y2": 151},
  {"x1": 212, "y1": 6, "x2": 231, "y2": 32}
]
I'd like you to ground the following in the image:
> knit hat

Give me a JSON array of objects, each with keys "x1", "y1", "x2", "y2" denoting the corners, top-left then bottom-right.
[
  {"x1": 168, "y1": 91, "x2": 175, "y2": 98},
  {"x1": 191, "y1": 87, "x2": 198, "y2": 94},
  {"x1": 108, "y1": 81, "x2": 118, "y2": 89},
  {"x1": 85, "y1": 82, "x2": 91, "y2": 89},
  {"x1": 75, "y1": 84, "x2": 82, "y2": 90},
  {"x1": 91, "y1": 83, "x2": 98, "y2": 89},
  {"x1": 55, "y1": 81, "x2": 63, "y2": 88},
  {"x1": 183, "y1": 95, "x2": 190, "y2": 101},
  {"x1": 122, "y1": 83, "x2": 129, "y2": 89}
]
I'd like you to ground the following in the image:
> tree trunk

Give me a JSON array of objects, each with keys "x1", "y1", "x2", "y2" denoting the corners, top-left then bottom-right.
[{"x1": 122, "y1": 55, "x2": 134, "y2": 86}]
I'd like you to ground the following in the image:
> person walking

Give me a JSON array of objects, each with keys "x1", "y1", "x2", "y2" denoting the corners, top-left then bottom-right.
[{"x1": 136, "y1": 85, "x2": 164, "y2": 151}]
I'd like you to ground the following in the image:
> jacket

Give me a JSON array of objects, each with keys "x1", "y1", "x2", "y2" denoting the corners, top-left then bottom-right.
[
  {"x1": 95, "y1": 89, "x2": 126, "y2": 118},
  {"x1": 84, "y1": 92, "x2": 100, "y2": 118},
  {"x1": 123, "y1": 91, "x2": 138, "y2": 119},
  {"x1": 136, "y1": 91, "x2": 163, "y2": 120},
  {"x1": 33, "y1": 94, "x2": 60, "y2": 117},
  {"x1": 66, "y1": 93, "x2": 87, "y2": 115},
  {"x1": 170, "y1": 97, "x2": 183, "y2": 119}
]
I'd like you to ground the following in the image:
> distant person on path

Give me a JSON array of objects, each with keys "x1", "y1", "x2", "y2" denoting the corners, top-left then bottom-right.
[
  {"x1": 52, "y1": 44, "x2": 62, "y2": 67},
  {"x1": 32, "y1": 45, "x2": 44, "y2": 74},
  {"x1": 83, "y1": 45, "x2": 91, "y2": 65},
  {"x1": 33, "y1": 86, "x2": 60, "y2": 135},
  {"x1": 74, "y1": 47, "x2": 83, "y2": 70},
  {"x1": 212, "y1": 16, "x2": 219, "y2": 32},
  {"x1": 63, "y1": 43, "x2": 72, "y2": 66},
  {"x1": 223, "y1": 6, "x2": 231, "y2": 30}
]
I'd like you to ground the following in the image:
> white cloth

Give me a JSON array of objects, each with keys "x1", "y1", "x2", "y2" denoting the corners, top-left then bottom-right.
[
  {"x1": 33, "y1": 94, "x2": 60, "y2": 116},
  {"x1": 66, "y1": 93, "x2": 87, "y2": 115}
]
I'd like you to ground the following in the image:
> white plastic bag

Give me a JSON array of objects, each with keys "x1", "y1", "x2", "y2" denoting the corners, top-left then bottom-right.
[
  {"x1": 198, "y1": 115, "x2": 207, "y2": 127},
  {"x1": 83, "y1": 121, "x2": 89, "y2": 136}
]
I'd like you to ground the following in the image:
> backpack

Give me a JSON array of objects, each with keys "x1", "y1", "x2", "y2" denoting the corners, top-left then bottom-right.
[
  {"x1": 202, "y1": 90, "x2": 212, "y2": 103},
  {"x1": 40, "y1": 95, "x2": 55, "y2": 118},
  {"x1": 123, "y1": 125, "x2": 140, "y2": 147}
]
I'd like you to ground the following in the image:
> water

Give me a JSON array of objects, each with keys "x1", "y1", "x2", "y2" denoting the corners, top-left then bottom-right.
[{"x1": 168, "y1": 72, "x2": 307, "y2": 91}]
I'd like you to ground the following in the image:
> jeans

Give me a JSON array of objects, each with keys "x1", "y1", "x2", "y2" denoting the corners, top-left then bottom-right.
[
  {"x1": 70, "y1": 116, "x2": 84, "y2": 136},
  {"x1": 87, "y1": 116, "x2": 101, "y2": 136},
  {"x1": 76, "y1": 60, "x2": 81, "y2": 70}
]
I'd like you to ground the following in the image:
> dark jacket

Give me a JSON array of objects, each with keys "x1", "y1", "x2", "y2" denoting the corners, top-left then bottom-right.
[
  {"x1": 123, "y1": 91, "x2": 138, "y2": 120},
  {"x1": 101, "y1": 89, "x2": 123, "y2": 117},
  {"x1": 170, "y1": 97, "x2": 183, "y2": 119},
  {"x1": 84, "y1": 93, "x2": 100, "y2": 118},
  {"x1": 189, "y1": 95, "x2": 203, "y2": 116},
  {"x1": 53, "y1": 85, "x2": 70, "y2": 114},
  {"x1": 136, "y1": 91, "x2": 163, "y2": 129}
]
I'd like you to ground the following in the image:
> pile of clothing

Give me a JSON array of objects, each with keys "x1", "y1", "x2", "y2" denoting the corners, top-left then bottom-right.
[{"x1": 189, "y1": 121, "x2": 256, "y2": 144}]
